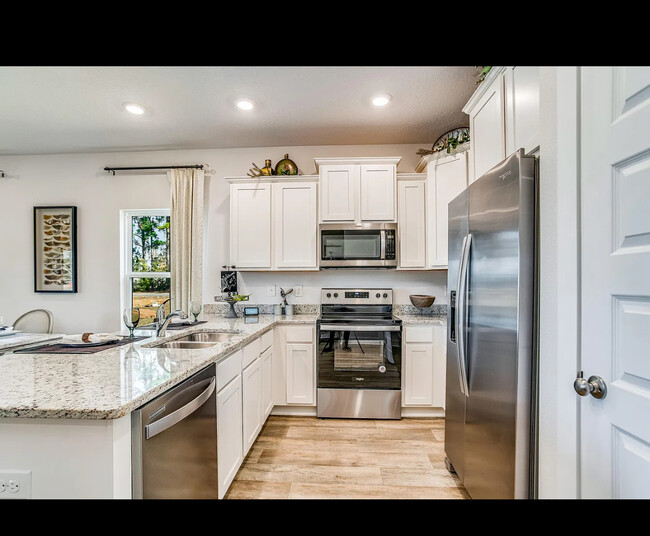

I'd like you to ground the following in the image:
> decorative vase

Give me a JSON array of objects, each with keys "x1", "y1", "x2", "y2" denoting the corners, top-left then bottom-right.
[
  {"x1": 225, "y1": 299, "x2": 238, "y2": 318},
  {"x1": 284, "y1": 304, "x2": 294, "y2": 316},
  {"x1": 274, "y1": 154, "x2": 298, "y2": 175},
  {"x1": 274, "y1": 304, "x2": 284, "y2": 316},
  {"x1": 261, "y1": 159, "x2": 275, "y2": 176}
]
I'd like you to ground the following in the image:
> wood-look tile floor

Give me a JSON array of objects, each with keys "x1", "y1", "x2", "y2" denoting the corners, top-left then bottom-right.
[{"x1": 224, "y1": 416, "x2": 469, "y2": 500}]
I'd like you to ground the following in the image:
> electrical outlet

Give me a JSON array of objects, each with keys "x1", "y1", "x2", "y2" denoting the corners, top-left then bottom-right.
[
  {"x1": 267, "y1": 285, "x2": 276, "y2": 297},
  {"x1": 0, "y1": 471, "x2": 31, "y2": 499},
  {"x1": 294, "y1": 285, "x2": 303, "y2": 297}
]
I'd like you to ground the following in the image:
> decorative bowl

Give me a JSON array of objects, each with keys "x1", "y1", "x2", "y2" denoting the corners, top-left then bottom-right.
[{"x1": 409, "y1": 295, "x2": 435, "y2": 308}]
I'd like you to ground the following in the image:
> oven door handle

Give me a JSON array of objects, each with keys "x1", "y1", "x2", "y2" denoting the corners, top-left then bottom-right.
[{"x1": 319, "y1": 324, "x2": 401, "y2": 332}]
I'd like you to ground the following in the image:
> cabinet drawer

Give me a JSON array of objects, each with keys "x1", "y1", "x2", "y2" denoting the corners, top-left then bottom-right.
[
  {"x1": 404, "y1": 326, "x2": 433, "y2": 343},
  {"x1": 285, "y1": 325, "x2": 313, "y2": 343},
  {"x1": 242, "y1": 337, "x2": 262, "y2": 368},
  {"x1": 261, "y1": 329, "x2": 273, "y2": 351},
  {"x1": 217, "y1": 350, "x2": 242, "y2": 392}
]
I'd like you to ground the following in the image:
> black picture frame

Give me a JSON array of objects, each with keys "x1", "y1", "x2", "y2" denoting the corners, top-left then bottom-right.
[{"x1": 33, "y1": 206, "x2": 77, "y2": 293}]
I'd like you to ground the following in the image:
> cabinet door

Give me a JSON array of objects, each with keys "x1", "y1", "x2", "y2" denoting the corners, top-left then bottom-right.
[
  {"x1": 273, "y1": 182, "x2": 317, "y2": 268},
  {"x1": 403, "y1": 343, "x2": 434, "y2": 406},
  {"x1": 230, "y1": 183, "x2": 271, "y2": 268},
  {"x1": 286, "y1": 343, "x2": 315, "y2": 405},
  {"x1": 505, "y1": 66, "x2": 540, "y2": 155},
  {"x1": 261, "y1": 346, "x2": 273, "y2": 419},
  {"x1": 432, "y1": 325, "x2": 447, "y2": 409},
  {"x1": 242, "y1": 358, "x2": 262, "y2": 455},
  {"x1": 320, "y1": 165, "x2": 357, "y2": 222},
  {"x1": 360, "y1": 164, "x2": 395, "y2": 221},
  {"x1": 469, "y1": 74, "x2": 505, "y2": 183},
  {"x1": 429, "y1": 153, "x2": 468, "y2": 267},
  {"x1": 398, "y1": 180, "x2": 426, "y2": 268},
  {"x1": 217, "y1": 376, "x2": 242, "y2": 499}
]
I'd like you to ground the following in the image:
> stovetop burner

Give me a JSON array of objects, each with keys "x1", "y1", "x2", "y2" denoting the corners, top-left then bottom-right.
[{"x1": 319, "y1": 288, "x2": 401, "y2": 326}]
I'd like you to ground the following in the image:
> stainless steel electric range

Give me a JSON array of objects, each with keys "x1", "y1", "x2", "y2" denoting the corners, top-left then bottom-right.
[{"x1": 316, "y1": 288, "x2": 402, "y2": 419}]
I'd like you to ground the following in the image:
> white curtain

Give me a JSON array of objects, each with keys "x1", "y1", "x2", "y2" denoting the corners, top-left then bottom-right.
[{"x1": 169, "y1": 168, "x2": 204, "y2": 314}]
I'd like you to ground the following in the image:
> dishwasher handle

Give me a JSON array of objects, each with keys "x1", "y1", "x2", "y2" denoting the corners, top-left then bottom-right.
[{"x1": 145, "y1": 377, "x2": 216, "y2": 440}]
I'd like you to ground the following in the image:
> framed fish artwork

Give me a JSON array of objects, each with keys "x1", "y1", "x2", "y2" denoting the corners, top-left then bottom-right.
[{"x1": 33, "y1": 206, "x2": 77, "y2": 293}]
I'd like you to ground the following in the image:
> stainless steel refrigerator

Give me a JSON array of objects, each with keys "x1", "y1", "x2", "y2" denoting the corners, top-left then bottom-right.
[{"x1": 445, "y1": 149, "x2": 537, "y2": 499}]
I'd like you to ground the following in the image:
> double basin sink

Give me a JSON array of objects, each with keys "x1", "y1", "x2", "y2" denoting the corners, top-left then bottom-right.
[{"x1": 153, "y1": 331, "x2": 239, "y2": 350}]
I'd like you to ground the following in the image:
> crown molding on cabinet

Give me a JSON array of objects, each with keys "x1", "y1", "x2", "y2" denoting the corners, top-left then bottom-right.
[
  {"x1": 314, "y1": 156, "x2": 402, "y2": 172},
  {"x1": 396, "y1": 172, "x2": 427, "y2": 181},
  {"x1": 225, "y1": 175, "x2": 318, "y2": 183},
  {"x1": 414, "y1": 144, "x2": 470, "y2": 173},
  {"x1": 462, "y1": 66, "x2": 507, "y2": 115}
]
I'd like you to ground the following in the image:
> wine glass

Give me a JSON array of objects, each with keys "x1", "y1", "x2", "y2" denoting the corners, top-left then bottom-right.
[
  {"x1": 190, "y1": 301, "x2": 202, "y2": 323},
  {"x1": 123, "y1": 308, "x2": 140, "y2": 338}
]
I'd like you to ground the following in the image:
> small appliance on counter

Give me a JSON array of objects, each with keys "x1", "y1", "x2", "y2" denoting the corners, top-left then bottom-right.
[{"x1": 317, "y1": 288, "x2": 402, "y2": 419}]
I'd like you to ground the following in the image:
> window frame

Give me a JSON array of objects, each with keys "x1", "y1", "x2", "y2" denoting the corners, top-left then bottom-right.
[{"x1": 120, "y1": 208, "x2": 171, "y2": 326}]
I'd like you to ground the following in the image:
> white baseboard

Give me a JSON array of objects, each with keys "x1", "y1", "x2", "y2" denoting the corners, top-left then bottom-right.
[
  {"x1": 401, "y1": 407, "x2": 445, "y2": 418},
  {"x1": 270, "y1": 405, "x2": 317, "y2": 417}
]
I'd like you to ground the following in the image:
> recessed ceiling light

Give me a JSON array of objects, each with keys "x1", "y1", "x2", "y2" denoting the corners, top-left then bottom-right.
[
  {"x1": 123, "y1": 102, "x2": 145, "y2": 115},
  {"x1": 372, "y1": 92, "x2": 392, "y2": 107},
  {"x1": 236, "y1": 98, "x2": 255, "y2": 111}
]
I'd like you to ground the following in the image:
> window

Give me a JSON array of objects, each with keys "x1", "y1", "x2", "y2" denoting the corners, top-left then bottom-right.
[{"x1": 121, "y1": 209, "x2": 170, "y2": 326}]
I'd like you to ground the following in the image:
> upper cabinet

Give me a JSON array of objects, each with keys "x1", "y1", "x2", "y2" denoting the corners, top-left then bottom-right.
[
  {"x1": 397, "y1": 174, "x2": 427, "y2": 269},
  {"x1": 463, "y1": 66, "x2": 540, "y2": 183},
  {"x1": 316, "y1": 157, "x2": 400, "y2": 225},
  {"x1": 228, "y1": 176, "x2": 318, "y2": 271}
]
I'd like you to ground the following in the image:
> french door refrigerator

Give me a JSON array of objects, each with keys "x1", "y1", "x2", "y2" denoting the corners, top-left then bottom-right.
[{"x1": 445, "y1": 149, "x2": 537, "y2": 499}]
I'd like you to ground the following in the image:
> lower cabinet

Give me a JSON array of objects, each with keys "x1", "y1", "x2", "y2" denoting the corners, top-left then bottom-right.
[
  {"x1": 217, "y1": 375, "x2": 242, "y2": 499},
  {"x1": 261, "y1": 346, "x2": 273, "y2": 419},
  {"x1": 242, "y1": 357, "x2": 262, "y2": 455},
  {"x1": 402, "y1": 325, "x2": 447, "y2": 409}
]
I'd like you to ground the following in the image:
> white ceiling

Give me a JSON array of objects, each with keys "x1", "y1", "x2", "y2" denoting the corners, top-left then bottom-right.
[{"x1": 0, "y1": 66, "x2": 479, "y2": 155}]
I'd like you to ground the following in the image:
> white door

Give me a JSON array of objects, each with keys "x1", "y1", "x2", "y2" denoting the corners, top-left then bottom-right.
[
  {"x1": 273, "y1": 182, "x2": 318, "y2": 268},
  {"x1": 360, "y1": 164, "x2": 395, "y2": 221},
  {"x1": 285, "y1": 343, "x2": 315, "y2": 405},
  {"x1": 320, "y1": 165, "x2": 357, "y2": 222},
  {"x1": 230, "y1": 183, "x2": 271, "y2": 268},
  {"x1": 580, "y1": 66, "x2": 650, "y2": 498},
  {"x1": 403, "y1": 343, "x2": 434, "y2": 406},
  {"x1": 261, "y1": 346, "x2": 273, "y2": 419},
  {"x1": 469, "y1": 74, "x2": 505, "y2": 182},
  {"x1": 398, "y1": 180, "x2": 426, "y2": 268},
  {"x1": 429, "y1": 152, "x2": 468, "y2": 267},
  {"x1": 242, "y1": 358, "x2": 262, "y2": 455},
  {"x1": 504, "y1": 66, "x2": 540, "y2": 155},
  {"x1": 217, "y1": 377, "x2": 242, "y2": 499}
]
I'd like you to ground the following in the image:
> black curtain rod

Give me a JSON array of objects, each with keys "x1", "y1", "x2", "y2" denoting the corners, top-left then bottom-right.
[{"x1": 104, "y1": 164, "x2": 204, "y2": 175}]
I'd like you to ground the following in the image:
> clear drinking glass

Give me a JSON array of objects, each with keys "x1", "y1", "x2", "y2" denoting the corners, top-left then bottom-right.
[
  {"x1": 123, "y1": 308, "x2": 140, "y2": 338},
  {"x1": 190, "y1": 301, "x2": 202, "y2": 323}
]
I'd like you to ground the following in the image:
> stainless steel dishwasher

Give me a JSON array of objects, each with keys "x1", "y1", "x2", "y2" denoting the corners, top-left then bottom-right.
[{"x1": 131, "y1": 363, "x2": 218, "y2": 499}]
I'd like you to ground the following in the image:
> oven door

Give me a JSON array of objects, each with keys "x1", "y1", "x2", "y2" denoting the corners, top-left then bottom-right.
[{"x1": 317, "y1": 324, "x2": 402, "y2": 389}]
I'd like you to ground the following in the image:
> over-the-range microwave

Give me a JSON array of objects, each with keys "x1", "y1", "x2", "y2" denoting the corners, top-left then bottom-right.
[{"x1": 319, "y1": 222, "x2": 397, "y2": 268}]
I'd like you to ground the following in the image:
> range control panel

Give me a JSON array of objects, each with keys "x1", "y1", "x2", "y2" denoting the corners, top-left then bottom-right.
[{"x1": 321, "y1": 288, "x2": 393, "y2": 305}]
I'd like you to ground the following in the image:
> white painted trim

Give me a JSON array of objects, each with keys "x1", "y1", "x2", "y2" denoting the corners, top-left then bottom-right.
[
  {"x1": 270, "y1": 405, "x2": 317, "y2": 417},
  {"x1": 401, "y1": 407, "x2": 445, "y2": 418},
  {"x1": 462, "y1": 66, "x2": 507, "y2": 114},
  {"x1": 314, "y1": 156, "x2": 401, "y2": 171},
  {"x1": 225, "y1": 175, "x2": 318, "y2": 184},
  {"x1": 396, "y1": 172, "x2": 427, "y2": 181},
  {"x1": 111, "y1": 414, "x2": 132, "y2": 499}
]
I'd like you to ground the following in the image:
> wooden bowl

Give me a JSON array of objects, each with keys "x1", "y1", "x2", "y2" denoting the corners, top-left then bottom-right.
[{"x1": 409, "y1": 295, "x2": 435, "y2": 308}]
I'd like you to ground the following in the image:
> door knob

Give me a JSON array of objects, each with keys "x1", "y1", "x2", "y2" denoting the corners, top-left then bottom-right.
[{"x1": 574, "y1": 371, "x2": 607, "y2": 399}]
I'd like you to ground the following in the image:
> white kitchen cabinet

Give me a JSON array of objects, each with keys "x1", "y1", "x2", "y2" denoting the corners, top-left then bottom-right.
[
  {"x1": 273, "y1": 181, "x2": 318, "y2": 268},
  {"x1": 360, "y1": 164, "x2": 396, "y2": 221},
  {"x1": 319, "y1": 165, "x2": 357, "y2": 222},
  {"x1": 316, "y1": 157, "x2": 400, "y2": 224},
  {"x1": 230, "y1": 183, "x2": 272, "y2": 268},
  {"x1": 261, "y1": 346, "x2": 273, "y2": 419},
  {"x1": 504, "y1": 66, "x2": 540, "y2": 155},
  {"x1": 242, "y1": 357, "x2": 262, "y2": 455},
  {"x1": 464, "y1": 68, "x2": 506, "y2": 183},
  {"x1": 285, "y1": 340, "x2": 315, "y2": 405},
  {"x1": 428, "y1": 152, "x2": 469, "y2": 267},
  {"x1": 397, "y1": 178, "x2": 426, "y2": 268},
  {"x1": 217, "y1": 376, "x2": 243, "y2": 499},
  {"x1": 402, "y1": 325, "x2": 446, "y2": 408}
]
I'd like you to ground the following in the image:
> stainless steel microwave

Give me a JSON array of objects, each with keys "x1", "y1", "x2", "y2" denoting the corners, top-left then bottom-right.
[{"x1": 319, "y1": 223, "x2": 398, "y2": 268}]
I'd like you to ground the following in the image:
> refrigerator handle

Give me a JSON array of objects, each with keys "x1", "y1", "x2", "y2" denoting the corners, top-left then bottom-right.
[{"x1": 457, "y1": 233, "x2": 472, "y2": 397}]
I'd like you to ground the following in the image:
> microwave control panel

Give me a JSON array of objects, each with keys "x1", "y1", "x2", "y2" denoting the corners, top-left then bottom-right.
[{"x1": 385, "y1": 230, "x2": 396, "y2": 260}]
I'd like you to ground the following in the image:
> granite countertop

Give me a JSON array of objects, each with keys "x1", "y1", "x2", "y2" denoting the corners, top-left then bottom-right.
[
  {"x1": 393, "y1": 314, "x2": 447, "y2": 326},
  {"x1": 0, "y1": 332, "x2": 63, "y2": 353},
  {"x1": 0, "y1": 314, "x2": 317, "y2": 421}
]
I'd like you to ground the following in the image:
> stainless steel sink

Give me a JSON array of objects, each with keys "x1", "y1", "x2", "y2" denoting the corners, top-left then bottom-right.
[
  {"x1": 173, "y1": 332, "x2": 238, "y2": 343},
  {"x1": 154, "y1": 341, "x2": 217, "y2": 349}
]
